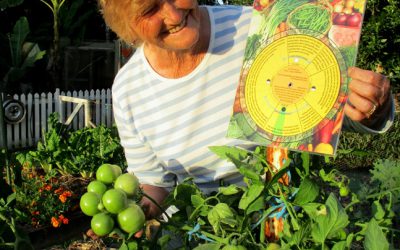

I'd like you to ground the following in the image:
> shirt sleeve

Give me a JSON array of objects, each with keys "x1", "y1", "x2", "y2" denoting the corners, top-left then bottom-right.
[
  {"x1": 343, "y1": 95, "x2": 395, "y2": 134},
  {"x1": 112, "y1": 98, "x2": 176, "y2": 188}
]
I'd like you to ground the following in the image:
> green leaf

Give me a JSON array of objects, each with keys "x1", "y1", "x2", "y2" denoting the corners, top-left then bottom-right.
[
  {"x1": 157, "y1": 235, "x2": 171, "y2": 249},
  {"x1": 301, "y1": 152, "x2": 310, "y2": 176},
  {"x1": 371, "y1": 201, "x2": 385, "y2": 220},
  {"x1": 364, "y1": 218, "x2": 389, "y2": 250},
  {"x1": 10, "y1": 17, "x2": 29, "y2": 67},
  {"x1": 289, "y1": 223, "x2": 310, "y2": 246},
  {"x1": 332, "y1": 241, "x2": 347, "y2": 250},
  {"x1": 239, "y1": 183, "x2": 264, "y2": 210},
  {"x1": 209, "y1": 146, "x2": 249, "y2": 162},
  {"x1": 218, "y1": 184, "x2": 240, "y2": 195},
  {"x1": 208, "y1": 203, "x2": 236, "y2": 234},
  {"x1": 311, "y1": 193, "x2": 349, "y2": 244},
  {"x1": 0, "y1": 0, "x2": 24, "y2": 8},
  {"x1": 21, "y1": 43, "x2": 46, "y2": 69},
  {"x1": 191, "y1": 195, "x2": 204, "y2": 208},
  {"x1": 294, "y1": 177, "x2": 319, "y2": 205},
  {"x1": 246, "y1": 196, "x2": 265, "y2": 215}
]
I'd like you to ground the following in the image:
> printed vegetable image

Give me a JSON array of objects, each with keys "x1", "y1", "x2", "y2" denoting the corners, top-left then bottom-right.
[
  {"x1": 259, "y1": 0, "x2": 309, "y2": 40},
  {"x1": 287, "y1": 3, "x2": 332, "y2": 35}
]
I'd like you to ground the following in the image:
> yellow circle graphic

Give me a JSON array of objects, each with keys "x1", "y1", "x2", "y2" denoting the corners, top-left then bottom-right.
[{"x1": 244, "y1": 34, "x2": 341, "y2": 138}]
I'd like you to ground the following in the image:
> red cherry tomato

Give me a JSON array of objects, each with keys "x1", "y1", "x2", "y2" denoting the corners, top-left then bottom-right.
[
  {"x1": 333, "y1": 13, "x2": 348, "y2": 25},
  {"x1": 346, "y1": 12, "x2": 362, "y2": 27}
]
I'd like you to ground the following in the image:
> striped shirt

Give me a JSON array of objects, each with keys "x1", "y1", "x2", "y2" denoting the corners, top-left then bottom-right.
[{"x1": 112, "y1": 6, "x2": 253, "y2": 192}]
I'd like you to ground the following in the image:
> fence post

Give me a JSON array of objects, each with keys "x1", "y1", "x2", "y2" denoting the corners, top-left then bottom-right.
[{"x1": 0, "y1": 93, "x2": 7, "y2": 150}]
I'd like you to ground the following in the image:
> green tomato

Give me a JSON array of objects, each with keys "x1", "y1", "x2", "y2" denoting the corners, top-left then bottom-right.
[
  {"x1": 266, "y1": 243, "x2": 281, "y2": 250},
  {"x1": 87, "y1": 180, "x2": 108, "y2": 196},
  {"x1": 111, "y1": 164, "x2": 123, "y2": 177},
  {"x1": 80, "y1": 192, "x2": 101, "y2": 216},
  {"x1": 114, "y1": 173, "x2": 140, "y2": 197},
  {"x1": 117, "y1": 203, "x2": 145, "y2": 234},
  {"x1": 102, "y1": 188, "x2": 128, "y2": 214},
  {"x1": 339, "y1": 186, "x2": 350, "y2": 197},
  {"x1": 96, "y1": 164, "x2": 120, "y2": 184},
  {"x1": 91, "y1": 212, "x2": 114, "y2": 237}
]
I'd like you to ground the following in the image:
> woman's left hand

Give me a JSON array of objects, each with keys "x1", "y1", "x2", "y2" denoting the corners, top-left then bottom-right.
[{"x1": 344, "y1": 67, "x2": 391, "y2": 124}]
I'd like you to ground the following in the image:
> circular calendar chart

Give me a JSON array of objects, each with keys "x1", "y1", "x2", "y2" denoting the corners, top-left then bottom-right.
[{"x1": 241, "y1": 32, "x2": 347, "y2": 142}]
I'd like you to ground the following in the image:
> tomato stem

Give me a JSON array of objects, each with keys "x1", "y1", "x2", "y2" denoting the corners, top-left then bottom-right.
[{"x1": 344, "y1": 187, "x2": 400, "y2": 210}]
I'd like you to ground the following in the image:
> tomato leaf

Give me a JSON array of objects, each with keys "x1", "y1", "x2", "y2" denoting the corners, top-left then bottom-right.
[
  {"x1": 208, "y1": 203, "x2": 236, "y2": 234},
  {"x1": 294, "y1": 177, "x2": 319, "y2": 205},
  {"x1": 191, "y1": 194, "x2": 205, "y2": 208},
  {"x1": 209, "y1": 146, "x2": 249, "y2": 162},
  {"x1": 239, "y1": 183, "x2": 264, "y2": 210},
  {"x1": 364, "y1": 218, "x2": 389, "y2": 250},
  {"x1": 331, "y1": 241, "x2": 347, "y2": 250},
  {"x1": 218, "y1": 184, "x2": 240, "y2": 196},
  {"x1": 311, "y1": 193, "x2": 349, "y2": 243}
]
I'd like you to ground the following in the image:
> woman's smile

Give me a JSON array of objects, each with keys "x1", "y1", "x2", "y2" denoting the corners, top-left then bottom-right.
[{"x1": 168, "y1": 11, "x2": 188, "y2": 34}]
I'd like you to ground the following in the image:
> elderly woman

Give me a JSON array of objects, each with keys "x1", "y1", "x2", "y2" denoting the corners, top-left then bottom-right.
[{"x1": 98, "y1": 0, "x2": 394, "y2": 218}]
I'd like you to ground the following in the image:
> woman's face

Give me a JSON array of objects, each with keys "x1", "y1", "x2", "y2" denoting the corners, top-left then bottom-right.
[{"x1": 132, "y1": 0, "x2": 202, "y2": 51}]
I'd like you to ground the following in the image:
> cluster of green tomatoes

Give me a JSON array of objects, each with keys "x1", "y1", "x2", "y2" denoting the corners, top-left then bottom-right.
[{"x1": 79, "y1": 164, "x2": 145, "y2": 237}]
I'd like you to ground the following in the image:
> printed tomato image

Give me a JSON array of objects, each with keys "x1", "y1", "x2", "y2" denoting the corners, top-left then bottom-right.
[
  {"x1": 80, "y1": 192, "x2": 101, "y2": 216},
  {"x1": 96, "y1": 164, "x2": 122, "y2": 184},
  {"x1": 114, "y1": 173, "x2": 140, "y2": 197},
  {"x1": 102, "y1": 188, "x2": 128, "y2": 214},
  {"x1": 91, "y1": 212, "x2": 114, "y2": 237},
  {"x1": 117, "y1": 203, "x2": 145, "y2": 234}
]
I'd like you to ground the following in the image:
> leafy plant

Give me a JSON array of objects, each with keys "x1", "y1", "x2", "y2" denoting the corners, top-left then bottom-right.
[
  {"x1": 117, "y1": 147, "x2": 399, "y2": 249},
  {"x1": 0, "y1": 193, "x2": 33, "y2": 250},
  {"x1": 16, "y1": 112, "x2": 127, "y2": 178},
  {"x1": 1, "y1": 16, "x2": 46, "y2": 91}
]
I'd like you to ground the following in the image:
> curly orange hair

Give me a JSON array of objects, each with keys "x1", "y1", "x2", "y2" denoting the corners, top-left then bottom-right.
[{"x1": 98, "y1": 0, "x2": 142, "y2": 46}]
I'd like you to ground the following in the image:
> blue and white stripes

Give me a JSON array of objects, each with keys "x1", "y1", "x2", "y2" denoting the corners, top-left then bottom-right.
[{"x1": 112, "y1": 6, "x2": 253, "y2": 192}]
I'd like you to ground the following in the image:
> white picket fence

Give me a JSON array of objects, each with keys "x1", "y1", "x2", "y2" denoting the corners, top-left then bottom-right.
[{"x1": 4, "y1": 88, "x2": 114, "y2": 150}]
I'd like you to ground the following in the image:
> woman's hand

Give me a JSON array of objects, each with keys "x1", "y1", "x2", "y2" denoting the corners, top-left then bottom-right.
[
  {"x1": 344, "y1": 67, "x2": 391, "y2": 127},
  {"x1": 140, "y1": 184, "x2": 169, "y2": 220}
]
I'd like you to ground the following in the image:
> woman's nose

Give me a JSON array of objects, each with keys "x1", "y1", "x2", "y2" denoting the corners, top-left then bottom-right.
[{"x1": 160, "y1": 1, "x2": 183, "y2": 24}]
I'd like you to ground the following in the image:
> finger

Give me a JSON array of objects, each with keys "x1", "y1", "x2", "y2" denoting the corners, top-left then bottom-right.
[
  {"x1": 344, "y1": 102, "x2": 366, "y2": 121},
  {"x1": 348, "y1": 67, "x2": 385, "y2": 88},
  {"x1": 347, "y1": 91, "x2": 376, "y2": 116},
  {"x1": 349, "y1": 78, "x2": 382, "y2": 105}
]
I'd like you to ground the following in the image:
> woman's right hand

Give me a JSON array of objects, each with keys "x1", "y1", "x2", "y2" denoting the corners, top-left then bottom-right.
[{"x1": 140, "y1": 184, "x2": 169, "y2": 220}]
